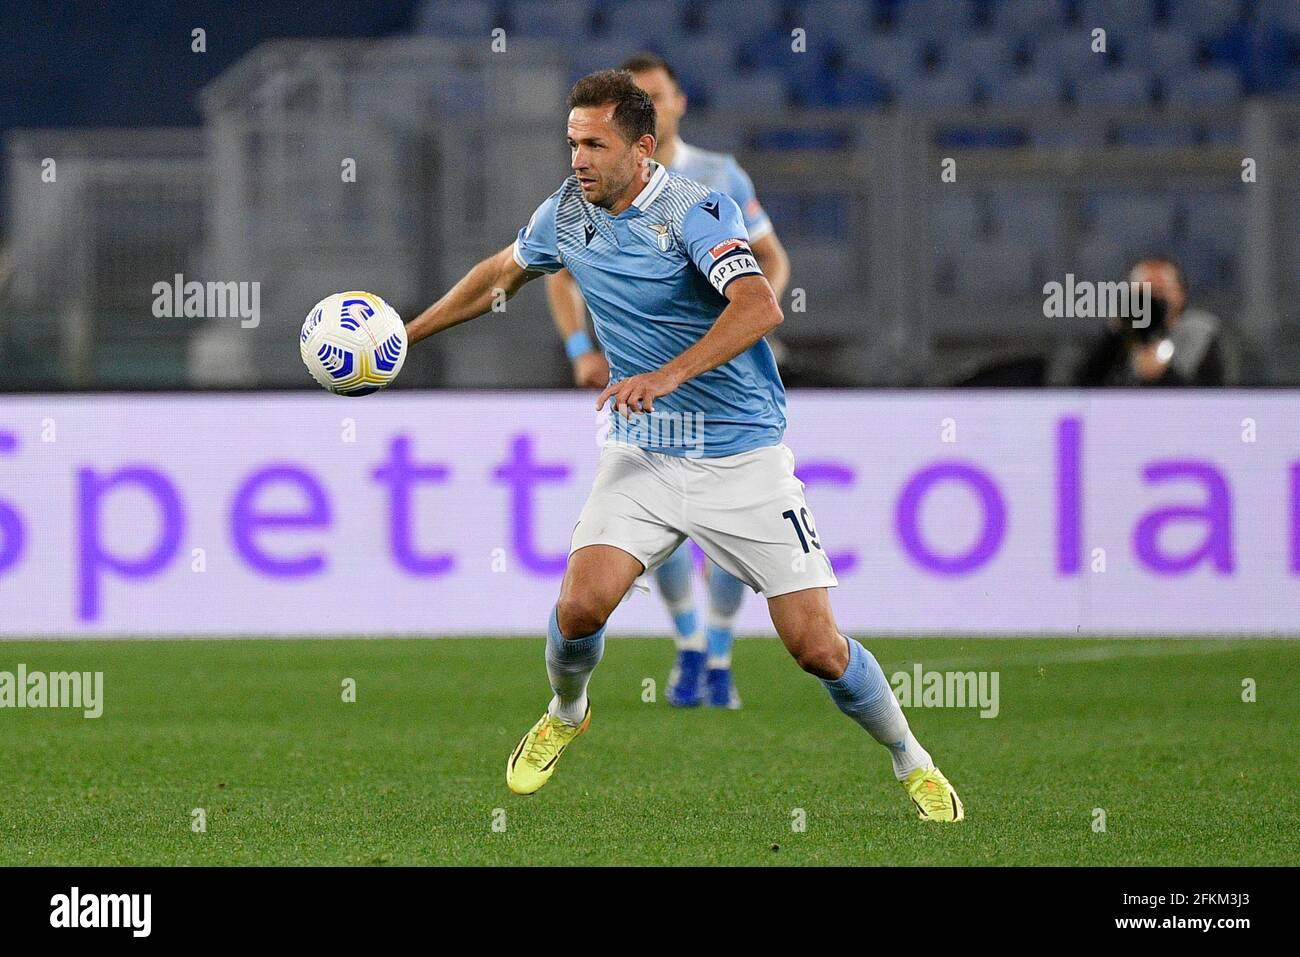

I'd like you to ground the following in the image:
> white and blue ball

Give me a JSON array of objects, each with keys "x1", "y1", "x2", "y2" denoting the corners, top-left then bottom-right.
[{"x1": 300, "y1": 291, "x2": 406, "y2": 396}]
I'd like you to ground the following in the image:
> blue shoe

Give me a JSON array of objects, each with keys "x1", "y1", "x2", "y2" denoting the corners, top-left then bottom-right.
[
  {"x1": 666, "y1": 650, "x2": 705, "y2": 707},
  {"x1": 705, "y1": 667, "x2": 742, "y2": 710}
]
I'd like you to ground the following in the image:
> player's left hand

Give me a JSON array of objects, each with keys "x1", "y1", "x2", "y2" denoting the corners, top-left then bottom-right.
[{"x1": 597, "y1": 369, "x2": 679, "y2": 417}]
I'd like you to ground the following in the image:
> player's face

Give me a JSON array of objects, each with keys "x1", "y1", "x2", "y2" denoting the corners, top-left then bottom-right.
[
  {"x1": 567, "y1": 106, "x2": 653, "y2": 210},
  {"x1": 631, "y1": 68, "x2": 685, "y2": 143}
]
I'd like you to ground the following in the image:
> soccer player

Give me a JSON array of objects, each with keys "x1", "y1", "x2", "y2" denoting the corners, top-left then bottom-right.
[
  {"x1": 404, "y1": 70, "x2": 963, "y2": 821},
  {"x1": 546, "y1": 53, "x2": 791, "y2": 710}
]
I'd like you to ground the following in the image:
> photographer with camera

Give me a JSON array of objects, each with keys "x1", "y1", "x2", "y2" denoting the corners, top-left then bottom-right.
[{"x1": 1074, "y1": 257, "x2": 1228, "y2": 387}]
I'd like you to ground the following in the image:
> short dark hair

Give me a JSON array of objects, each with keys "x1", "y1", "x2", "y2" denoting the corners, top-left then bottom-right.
[
  {"x1": 620, "y1": 52, "x2": 679, "y2": 86},
  {"x1": 567, "y1": 69, "x2": 656, "y2": 144}
]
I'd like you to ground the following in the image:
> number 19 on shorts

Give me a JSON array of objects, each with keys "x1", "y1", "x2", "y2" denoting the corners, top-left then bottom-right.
[{"x1": 782, "y1": 507, "x2": 821, "y2": 553}]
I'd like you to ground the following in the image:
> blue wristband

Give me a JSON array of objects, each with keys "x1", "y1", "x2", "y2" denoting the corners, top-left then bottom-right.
[{"x1": 565, "y1": 330, "x2": 595, "y2": 361}]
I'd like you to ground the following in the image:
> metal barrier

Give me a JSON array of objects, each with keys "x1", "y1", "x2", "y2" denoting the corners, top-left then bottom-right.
[{"x1": 3, "y1": 129, "x2": 206, "y2": 388}]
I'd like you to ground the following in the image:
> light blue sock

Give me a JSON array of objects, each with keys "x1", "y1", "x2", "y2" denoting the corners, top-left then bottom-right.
[
  {"x1": 545, "y1": 606, "x2": 605, "y2": 725},
  {"x1": 821, "y1": 636, "x2": 933, "y2": 780},
  {"x1": 654, "y1": 542, "x2": 702, "y2": 650},
  {"x1": 705, "y1": 562, "x2": 746, "y2": 668}
]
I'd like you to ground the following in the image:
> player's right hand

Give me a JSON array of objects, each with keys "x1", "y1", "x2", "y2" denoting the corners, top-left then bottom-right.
[{"x1": 573, "y1": 351, "x2": 610, "y2": 389}]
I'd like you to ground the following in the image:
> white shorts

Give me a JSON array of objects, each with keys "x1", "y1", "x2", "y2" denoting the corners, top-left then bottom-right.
[{"x1": 569, "y1": 441, "x2": 839, "y2": 599}]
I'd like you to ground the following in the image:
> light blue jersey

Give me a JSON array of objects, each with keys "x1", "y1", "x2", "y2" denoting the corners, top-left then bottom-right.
[
  {"x1": 670, "y1": 138, "x2": 773, "y2": 242},
  {"x1": 513, "y1": 162, "x2": 785, "y2": 458}
]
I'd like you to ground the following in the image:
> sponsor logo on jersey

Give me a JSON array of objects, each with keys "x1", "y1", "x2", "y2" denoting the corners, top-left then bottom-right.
[{"x1": 708, "y1": 238, "x2": 749, "y2": 260}]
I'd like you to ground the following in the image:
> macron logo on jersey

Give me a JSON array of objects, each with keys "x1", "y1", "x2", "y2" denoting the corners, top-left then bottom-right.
[{"x1": 705, "y1": 237, "x2": 761, "y2": 295}]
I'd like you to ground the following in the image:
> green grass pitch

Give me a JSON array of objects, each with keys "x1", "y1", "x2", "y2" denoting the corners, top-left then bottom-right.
[{"x1": 1, "y1": 637, "x2": 1296, "y2": 866}]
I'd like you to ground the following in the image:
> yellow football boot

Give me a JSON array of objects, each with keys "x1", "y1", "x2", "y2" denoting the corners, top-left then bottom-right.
[
  {"x1": 903, "y1": 767, "x2": 965, "y2": 822},
  {"x1": 505, "y1": 702, "x2": 591, "y2": 795}
]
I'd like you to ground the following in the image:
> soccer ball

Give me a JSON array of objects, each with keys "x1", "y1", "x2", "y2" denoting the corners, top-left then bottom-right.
[{"x1": 300, "y1": 291, "x2": 407, "y2": 396}]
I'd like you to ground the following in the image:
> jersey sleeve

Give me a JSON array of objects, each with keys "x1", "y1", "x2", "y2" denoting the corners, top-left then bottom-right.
[
  {"x1": 724, "y1": 158, "x2": 773, "y2": 242},
  {"x1": 511, "y1": 189, "x2": 564, "y2": 274},
  {"x1": 681, "y1": 191, "x2": 765, "y2": 297}
]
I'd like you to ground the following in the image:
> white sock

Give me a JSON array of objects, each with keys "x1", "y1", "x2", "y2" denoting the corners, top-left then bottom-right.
[
  {"x1": 548, "y1": 693, "x2": 588, "y2": 727},
  {"x1": 678, "y1": 627, "x2": 706, "y2": 654}
]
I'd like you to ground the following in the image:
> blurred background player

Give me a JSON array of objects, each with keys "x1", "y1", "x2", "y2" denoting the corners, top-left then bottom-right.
[{"x1": 545, "y1": 53, "x2": 791, "y2": 710}]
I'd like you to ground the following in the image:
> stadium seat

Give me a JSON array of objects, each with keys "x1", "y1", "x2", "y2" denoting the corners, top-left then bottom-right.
[
  {"x1": 1207, "y1": 22, "x2": 1294, "y2": 94},
  {"x1": 1199, "y1": 117, "x2": 1244, "y2": 143},
  {"x1": 839, "y1": 33, "x2": 925, "y2": 85},
  {"x1": 680, "y1": 126, "x2": 744, "y2": 154},
  {"x1": 413, "y1": 0, "x2": 501, "y2": 37},
  {"x1": 982, "y1": 71, "x2": 1063, "y2": 108},
  {"x1": 739, "y1": 25, "x2": 835, "y2": 88},
  {"x1": 659, "y1": 34, "x2": 742, "y2": 92},
  {"x1": 569, "y1": 39, "x2": 643, "y2": 80},
  {"x1": 1255, "y1": 0, "x2": 1300, "y2": 33},
  {"x1": 991, "y1": 0, "x2": 1067, "y2": 36},
  {"x1": 1164, "y1": 0, "x2": 1244, "y2": 40},
  {"x1": 1112, "y1": 119, "x2": 1200, "y2": 146},
  {"x1": 599, "y1": 0, "x2": 687, "y2": 41},
  {"x1": 951, "y1": 34, "x2": 1017, "y2": 83},
  {"x1": 1074, "y1": 0, "x2": 1157, "y2": 31},
  {"x1": 506, "y1": 0, "x2": 597, "y2": 39},
  {"x1": 894, "y1": 0, "x2": 979, "y2": 40},
  {"x1": 703, "y1": 70, "x2": 789, "y2": 111},
  {"x1": 747, "y1": 127, "x2": 853, "y2": 151},
  {"x1": 793, "y1": 0, "x2": 873, "y2": 34},
  {"x1": 1123, "y1": 28, "x2": 1201, "y2": 81},
  {"x1": 1163, "y1": 67, "x2": 1243, "y2": 107},
  {"x1": 1029, "y1": 125, "x2": 1107, "y2": 147},
  {"x1": 1032, "y1": 29, "x2": 1114, "y2": 80},
  {"x1": 816, "y1": 70, "x2": 891, "y2": 108},
  {"x1": 892, "y1": 70, "x2": 976, "y2": 111},
  {"x1": 788, "y1": 31, "x2": 839, "y2": 84},
  {"x1": 697, "y1": 0, "x2": 784, "y2": 44},
  {"x1": 1073, "y1": 68, "x2": 1153, "y2": 107},
  {"x1": 932, "y1": 123, "x2": 1027, "y2": 148}
]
